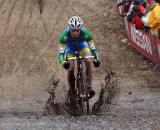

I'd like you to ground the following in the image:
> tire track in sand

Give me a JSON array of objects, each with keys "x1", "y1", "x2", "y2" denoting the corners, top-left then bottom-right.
[
  {"x1": 15, "y1": 0, "x2": 27, "y2": 34},
  {"x1": 0, "y1": 0, "x2": 6, "y2": 11},
  {"x1": 26, "y1": 0, "x2": 33, "y2": 28},
  {"x1": 23, "y1": 0, "x2": 68, "y2": 75},
  {"x1": 2, "y1": 0, "x2": 17, "y2": 37},
  {"x1": 11, "y1": 49, "x2": 24, "y2": 74},
  {"x1": 40, "y1": 0, "x2": 69, "y2": 73}
]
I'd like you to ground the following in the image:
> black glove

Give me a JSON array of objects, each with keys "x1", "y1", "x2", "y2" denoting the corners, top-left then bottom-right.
[
  {"x1": 93, "y1": 59, "x2": 100, "y2": 68},
  {"x1": 144, "y1": 26, "x2": 151, "y2": 32},
  {"x1": 63, "y1": 61, "x2": 70, "y2": 69}
]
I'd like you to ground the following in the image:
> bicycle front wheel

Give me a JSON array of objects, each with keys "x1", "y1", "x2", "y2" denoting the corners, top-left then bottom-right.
[{"x1": 77, "y1": 77, "x2": 90, "y2": 115}]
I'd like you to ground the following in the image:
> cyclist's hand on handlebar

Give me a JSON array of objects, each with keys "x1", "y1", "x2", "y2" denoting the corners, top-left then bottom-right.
[
  {"x1": 93, "y1": 59, "x2": 100, "y2": 68},
  {"x1": 62, "y1": 61, "x2": 70, "y2": 69}
]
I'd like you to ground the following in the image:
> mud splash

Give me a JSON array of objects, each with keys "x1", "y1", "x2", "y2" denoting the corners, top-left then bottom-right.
[
  {"x1": 92, "y1": 70, "x2": 119, "y2": 115},
  {"x1": 44, "y1": 75, "x2": 63, "y2": 115},
  {"x1": 44, "y1": 69, "x2": 119, "y2": 116}
]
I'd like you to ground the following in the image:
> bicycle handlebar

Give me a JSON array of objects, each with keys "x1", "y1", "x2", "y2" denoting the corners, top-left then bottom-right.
[{"x1": 67, "y1": 56, "x2": 95, "y2": 60}]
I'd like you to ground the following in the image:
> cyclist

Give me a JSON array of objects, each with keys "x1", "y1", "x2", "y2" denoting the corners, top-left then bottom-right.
[{"x1": 58, "y1": 16, "x2": 100, "y2": 100}]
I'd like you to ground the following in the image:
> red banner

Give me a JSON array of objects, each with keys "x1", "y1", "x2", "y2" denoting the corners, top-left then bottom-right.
[
  {"x1": 124, "y1": 18, "x2": 155, "y2": 61},
  {"x1": 154, "y1": 36, "x2": 160, "y2": 64}
]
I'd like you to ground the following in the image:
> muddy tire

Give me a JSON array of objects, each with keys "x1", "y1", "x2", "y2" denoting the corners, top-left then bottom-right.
[{"x1": 76, "y1": 78, "x2": 90, "y2": 115}]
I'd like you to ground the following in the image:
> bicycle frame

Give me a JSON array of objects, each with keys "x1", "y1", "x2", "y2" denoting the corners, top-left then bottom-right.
[{"x1": 67, "y1": 53, "x2": 94, "y2": 114}]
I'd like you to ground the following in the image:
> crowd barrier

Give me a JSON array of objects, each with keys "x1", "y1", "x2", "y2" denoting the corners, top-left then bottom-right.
[{"x1": 117, "y1": 0, "x2": 160, "y2": 68}]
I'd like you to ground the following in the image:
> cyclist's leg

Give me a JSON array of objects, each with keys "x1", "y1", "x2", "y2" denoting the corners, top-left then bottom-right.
[
  {"x1": 65, "y1": 47, "x2": 78, "y2": 107},
  {"x1": 79, "y1": 41, "x2": 92, "y2": 85},
  {"x1": 65, "y1": 48, "x2": 75, "y2": 94},
  {"x1": 79, "y1": 41, "x2": 95, "y2": 97}
]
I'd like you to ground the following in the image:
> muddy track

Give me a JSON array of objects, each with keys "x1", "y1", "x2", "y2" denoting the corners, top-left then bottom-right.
[
  {"x1": 0, "y1": 0, "x2": 159, "y2": 129},
  {"x1": 44, "y1": 70, "x2": 119, "y2": 116}
]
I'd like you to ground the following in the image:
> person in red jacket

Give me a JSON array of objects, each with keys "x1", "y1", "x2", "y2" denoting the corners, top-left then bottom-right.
[{"x1": 131, "y1": 5, "x2": 145, "y2": 29}]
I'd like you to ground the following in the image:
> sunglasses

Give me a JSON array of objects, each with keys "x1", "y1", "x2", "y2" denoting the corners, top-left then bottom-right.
[{"x1": 71, "y1": 29, "x2": 80, "y2": 32}]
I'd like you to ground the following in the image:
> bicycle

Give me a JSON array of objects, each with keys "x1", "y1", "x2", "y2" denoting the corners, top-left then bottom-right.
[{"x1": 67, "y1": 52, "x2": 94, "y2": 115}]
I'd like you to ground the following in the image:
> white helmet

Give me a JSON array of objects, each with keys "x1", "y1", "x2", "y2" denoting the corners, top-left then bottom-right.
[{"x1": 68, "y1": 16, "x2": 83, "y2": 30}]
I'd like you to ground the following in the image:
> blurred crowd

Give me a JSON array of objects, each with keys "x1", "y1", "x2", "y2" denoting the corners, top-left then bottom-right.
[{"x1": 117, "y1": 0, "x2": 160, "y2": 38}]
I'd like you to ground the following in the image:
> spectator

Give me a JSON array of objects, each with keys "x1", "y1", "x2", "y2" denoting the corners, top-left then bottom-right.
[
  {"x1": 132, "y1": 5, "x2": 145, "y2": 29},
  {"x1": 141, "y1": 0, "x2": 160, "y2": 37},
  {"x1": 117, "y1": 0, "x2": 133, "y2": 16},
  {"x1": 127, "y1": 0, "x2": 146, "y2": 22},
  {"x1": 140, "y1": 0, "x2": 147, "y2": 8}
]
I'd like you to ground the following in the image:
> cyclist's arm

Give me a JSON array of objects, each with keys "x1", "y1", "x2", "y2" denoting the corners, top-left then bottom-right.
[
  {"x1": 83, "y1": 28, "x2": 99, "y2": 60},
  {"x1": 88, "y1": 40, "x2": 99, "y2": 60},
  {"x1": 58, "y1": 32, "x2": 67, "y2": 64},
  {"x1": 58, "y1": 44, "x2": 66, "y2": 64}
]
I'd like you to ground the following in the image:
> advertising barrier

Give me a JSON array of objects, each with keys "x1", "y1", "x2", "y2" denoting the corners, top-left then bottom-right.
[
  {"x1": 154, "y1": 36, "x2": 160, "y2": 64},
  {"x1": 117, "y1": 0, "x2": 160, "y2": 66}
]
